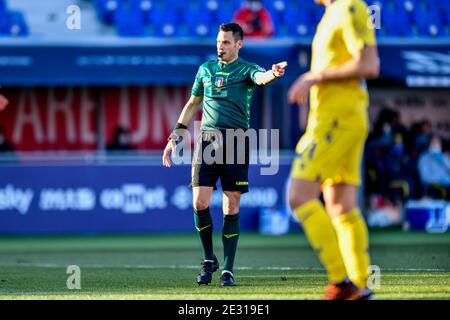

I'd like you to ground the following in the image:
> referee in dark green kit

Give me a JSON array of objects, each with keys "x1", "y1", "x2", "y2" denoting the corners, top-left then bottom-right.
[{"x1": 162, "y1": 23, "x2": 287, "y2": 286}]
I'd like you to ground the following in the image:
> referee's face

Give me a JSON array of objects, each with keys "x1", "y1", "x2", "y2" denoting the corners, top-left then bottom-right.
[{"x1": 217, "y1": 31, "x2": 243, "y2": 64}]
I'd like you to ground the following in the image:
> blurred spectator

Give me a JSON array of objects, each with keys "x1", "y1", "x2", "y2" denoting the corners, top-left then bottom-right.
[
  {"x1": 370, "y1": 108, "x2": 405, "y2": 148},
  {"x1": 107, "y1": 126, "x2": 135, "y2": 152},
  {"x1": 383, "y1": 134, "x2": 416, "y2": 202},
  {"x1": 417, "y1": 135, "x2": 450, "y2": 200},
  {"x1": 233, "y1": 0, "x2": 274, "y2": 38},
  {"x1": 0, "y1": 93, "x2": 8, "y2": 112},
  {"x1": 408, "y1": 119, "x2": 432, "y2": 157},
  {"x1": 365, "y1": 108, "x2": 406, "y2": 197}
]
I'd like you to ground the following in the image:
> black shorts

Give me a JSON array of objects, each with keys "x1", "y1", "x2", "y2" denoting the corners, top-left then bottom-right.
[{"x1": 192, "y1": 130, "x2": 250, "y2": 193}]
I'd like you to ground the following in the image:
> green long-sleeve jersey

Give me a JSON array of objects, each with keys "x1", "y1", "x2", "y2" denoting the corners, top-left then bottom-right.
[{"x1": 191, "y1": 57, "x2": 265, "y2": 130}]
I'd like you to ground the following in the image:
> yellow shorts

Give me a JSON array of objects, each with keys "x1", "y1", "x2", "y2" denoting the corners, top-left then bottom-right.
[{"x1": 290, "y1": 124, "x2": 368, "y2": 186}]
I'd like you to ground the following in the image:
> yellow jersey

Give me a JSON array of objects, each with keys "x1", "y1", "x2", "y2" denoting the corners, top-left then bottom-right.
[{"x1": 309, "y1": 0, "x2": 376, "y2": 131}]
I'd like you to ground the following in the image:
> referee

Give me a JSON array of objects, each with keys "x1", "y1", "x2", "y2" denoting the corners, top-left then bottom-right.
[{"x1": 162, "y1": 23, "x2": 286, "y2": 286}]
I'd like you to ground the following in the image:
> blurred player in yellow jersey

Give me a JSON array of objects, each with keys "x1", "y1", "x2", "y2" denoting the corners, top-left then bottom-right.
[{"x1": 287, "y1": 0, "x2": 379, "y2": 300}]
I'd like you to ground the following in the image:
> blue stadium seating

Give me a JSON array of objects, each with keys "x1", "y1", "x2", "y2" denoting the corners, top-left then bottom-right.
[
  {"x1": 0, "y1": 10, "x2": 28, "y2": 37},
  {"x1": 383, "y1": 6, "x2": 413, "y2": 36},
  {"x1": 97, "y1": 0, "x2": 448, "y2": 38},
  {"x1": 3, "y1": 0, "x2": 450, "y2": 38},
  {"x1": 414, "y1": 6, "x2": 445, "y2": 37},
  {"x1": 0, "y1": 0, "x2": 29, "y2": 37},
  {"x1": 150, "y1": 7, "x2": 179, "y2": 36},
  {"x1": 115, "y1": 6, "x2": 146, "y2": 36},
  {"x1": 184, "y1": 4, "x2": 214, "y2": 38},
  {"x1": 94, "y1": 0, "x2": 120, "y2": 24},
  {"x1": 285, "y1": 3, "x2": 315, "y2": 37}
]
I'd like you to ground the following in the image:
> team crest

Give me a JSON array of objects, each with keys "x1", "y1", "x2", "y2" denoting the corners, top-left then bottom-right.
[{"x1": 215, "y1": 77, "x2": 224, "y2": 88}]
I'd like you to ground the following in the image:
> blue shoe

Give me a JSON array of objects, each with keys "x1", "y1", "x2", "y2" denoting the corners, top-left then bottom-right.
[
  {"x1": 220, "y1": 271, "x2": 235, "y2": 287},
  {"x1": 196, "y1": 256, "x2": 219, "y2": 285},
  {"x1": 355, "y1": 288, "x2": 376, "y2": 300}
]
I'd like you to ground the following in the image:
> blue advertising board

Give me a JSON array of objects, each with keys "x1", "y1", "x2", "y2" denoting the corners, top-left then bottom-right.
[
  {"x1": 0, "y1": 40, "x2": 306, "y2": 85},
  {"x1": 1, "y1": 39, "x2": 449, "y2": 87},
  {"x1": 0, "y1": 163, "x2": 293, "y2": 234}
]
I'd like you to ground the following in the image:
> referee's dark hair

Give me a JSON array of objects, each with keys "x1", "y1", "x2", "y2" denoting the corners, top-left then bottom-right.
[{"x1": 219, "y1": 23, "x2": 244, "y2": 42}]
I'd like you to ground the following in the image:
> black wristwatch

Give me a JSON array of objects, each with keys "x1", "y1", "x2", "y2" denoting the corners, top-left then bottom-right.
[{"x1": 168, "y1": 122, "x2": 187, "y2": 142}]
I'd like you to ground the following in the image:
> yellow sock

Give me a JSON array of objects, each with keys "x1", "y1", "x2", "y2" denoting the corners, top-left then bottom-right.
[
  {"x1": 332, "y1": 208, "x2": 370, "y2": 289},
  {"x1": 294, "y1": 199, "x2": 347, "y2": 284}
]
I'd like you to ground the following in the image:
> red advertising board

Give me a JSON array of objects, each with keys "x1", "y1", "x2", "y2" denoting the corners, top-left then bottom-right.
[{"x1": 0, "y1": 86, "x2": 199, "y2": 151}]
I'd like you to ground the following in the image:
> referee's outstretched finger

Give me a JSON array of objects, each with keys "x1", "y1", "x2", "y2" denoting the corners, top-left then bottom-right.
[{"x1": 277, "y1": 61, "x2": 288, "y2": 69}]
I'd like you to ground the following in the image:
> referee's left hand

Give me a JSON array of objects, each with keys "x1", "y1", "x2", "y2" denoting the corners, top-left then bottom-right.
[{"x1": 162, "y1": 139, "x2": 176, "y2": 167}]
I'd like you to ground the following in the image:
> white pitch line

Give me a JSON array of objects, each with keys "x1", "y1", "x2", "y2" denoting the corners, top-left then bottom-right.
[{"x1": 1, "y1": 263, "x2": 449, "y2": 272}]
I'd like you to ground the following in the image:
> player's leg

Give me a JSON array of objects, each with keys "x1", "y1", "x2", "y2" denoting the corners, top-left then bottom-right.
[
  {"x1": 289, "y1": 130, "x2": 349, "y2": 297},
  {"x1": 288, "y1": 178, "x2": 348, "y2": 291},
  {"x1": 219, "y1": 167, "x2": 246, "y2": 287},
  {"x1": 218, "y1": 132, "x2": 249, "y2": 286},
  {"x1": 322, "y1": 127, "x2": 373, "y2": 299},
  {"x1": 193, "y1": 185, "x2": 219, "y2": 285},
  {"x1": 192, "y1": 132, "x2": 222, "y2": 285},
  {"x1": 323, "y1": 183, "x2": 372, "y2": 299},
  {"x1": 219, "y1": 190, "x2": 241, "y2": 286},
  {"x1": 193, "y1": 186, "x2": 215, "y2": 261}
]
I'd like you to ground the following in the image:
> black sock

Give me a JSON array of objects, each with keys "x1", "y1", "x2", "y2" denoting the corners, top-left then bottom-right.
[
  {"x1": 222, "y1": 214, "x2": 240, "y2": 273},
  {"x1": 194, "y1": 207, "x2": 214, "y2": 261}
]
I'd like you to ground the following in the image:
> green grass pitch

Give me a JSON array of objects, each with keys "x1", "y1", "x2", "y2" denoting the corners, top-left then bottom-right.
[{"x1": 0, "y1": 230, "x2": 449, "y2": 300}]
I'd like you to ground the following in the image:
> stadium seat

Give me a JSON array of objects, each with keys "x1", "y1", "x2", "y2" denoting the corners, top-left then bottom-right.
[
  {"x1": 115, "y1": 6, "x2": 146, "y2": 36},
  {"x1": 424, "y1": 0, "x2": 447, "y2": 12},
  {"x1": 0, "y1": 10, "x2": 29, "y2": 37},
  {"x1": 414, "y1": 7, "x2": 445, "y2": 37},
  {"x1": 184, "y1": 5, "x2": 213, "y2": 38},
  {"x1": 444, "y1": 6, "x2": 450, "y2": 25},
  {"x1": 383, "y1": 6, "x2": 413, "y2": 36},
  {"x1": 130, "y1": 0, "x2": 153, "y2": 24},
  {"x1": 395, "y1": 0, "x2": 419, "y2": 12},
  {"x1": 94, "y1": 0, "x2": 121, "y2": 24},
  {"x1": 0, "y1": 0, "x2": 6, "y2": 13},
  {"x1": 285, "y1": 3, "x2": 314, "y2": 37},
  {"x1": 266, "y1": 0, "x2": 286, "y2": 28},
  {"x1": 149, "y1": 7, "x2": 179, "y2": 37},
  {"x1": 214, "y1": 1, "x2": 235, "y2": 26}
]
